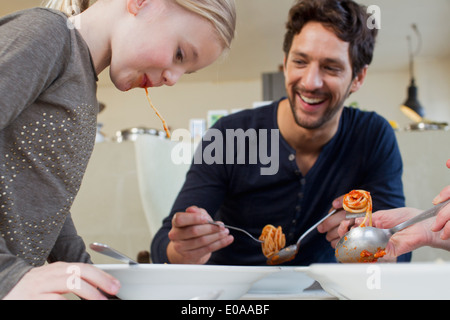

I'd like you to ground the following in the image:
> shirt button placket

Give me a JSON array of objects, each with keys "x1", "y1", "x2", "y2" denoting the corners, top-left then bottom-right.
[
  {"x1": 294, "y1": 176, "x2": 307, "y2": 241},
  {"x1": 287, "y1": 153, "x2": 307, "y2": 243}
]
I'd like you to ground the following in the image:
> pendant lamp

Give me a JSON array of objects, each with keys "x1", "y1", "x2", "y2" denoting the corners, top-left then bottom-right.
[{"x1": 400, "y1": 24, "x2": 425, "y2": 123}]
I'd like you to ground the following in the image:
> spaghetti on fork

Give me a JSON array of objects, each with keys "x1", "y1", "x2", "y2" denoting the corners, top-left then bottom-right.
[
  {"x1": 259, "y1": 224, "x2": 286, "y2": 259},
  {"x1": 343, "y1": 190, "x2": 373, "y2": 227}
]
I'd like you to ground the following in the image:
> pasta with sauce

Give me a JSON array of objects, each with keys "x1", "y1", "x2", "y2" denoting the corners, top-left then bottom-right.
[
  {"x1": 259, "y1": 224, "x2": 286, "y2": 258},
  {"x1": 343, "y1": 189, "x2": 373, "y2": 227},
  {"x1": 145, "y1": 88, "x2": 171, "y2": 138}
]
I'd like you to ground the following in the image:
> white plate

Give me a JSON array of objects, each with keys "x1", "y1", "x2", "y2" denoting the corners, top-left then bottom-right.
[
  {"x1": 97, "y1": 264, "x2": 279, "y2": 300},
  {"x1": 307, "y1": 262, "x2": 450, "y2": 300},
  {"x1": 247, "y1": 267, "x2": 314, "y2": 295}
]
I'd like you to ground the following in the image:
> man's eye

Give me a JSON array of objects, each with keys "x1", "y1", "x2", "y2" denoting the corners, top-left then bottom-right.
[
  {"x1": 324, "y1": 65, "x2": 341, "y2": 73},
  {"x1": 293, "y1": 59, "x2": 306, "y2": 65}
]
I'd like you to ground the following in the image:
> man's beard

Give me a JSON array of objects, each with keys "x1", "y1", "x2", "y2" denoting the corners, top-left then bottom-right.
[{"x1": 288, "y1": 82, "x2": 353, "y2": 130}]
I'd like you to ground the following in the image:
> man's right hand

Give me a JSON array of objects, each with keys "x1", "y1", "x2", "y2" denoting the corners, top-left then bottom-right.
[{"x1": 167, "y1": 206, "x2": 234, "y2": 264}]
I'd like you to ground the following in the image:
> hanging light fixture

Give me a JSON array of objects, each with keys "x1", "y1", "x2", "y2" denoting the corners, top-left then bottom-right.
[{"x1": 400, "y1": 24, "x2": 425, "y2": 123}]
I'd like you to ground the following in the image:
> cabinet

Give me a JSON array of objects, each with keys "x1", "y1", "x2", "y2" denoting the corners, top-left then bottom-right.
[{"x1": 262, "y1": 72, "x2": 286, "y2": 101}]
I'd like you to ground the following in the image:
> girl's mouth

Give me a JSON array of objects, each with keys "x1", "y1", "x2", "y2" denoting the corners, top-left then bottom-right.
[{"x1": 140, "y1": 75, "x2": 152, "y2": 88}]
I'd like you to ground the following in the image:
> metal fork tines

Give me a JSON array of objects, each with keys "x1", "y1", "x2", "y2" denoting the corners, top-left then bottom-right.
[{"x1": 208, "y1": 221, "x2": 263, "y2": 243}]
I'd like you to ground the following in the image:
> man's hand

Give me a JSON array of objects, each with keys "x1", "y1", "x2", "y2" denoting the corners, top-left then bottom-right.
[
  {"x1": 167, "y1": 206, "x2": 234, "y2": 264},
  {"x1": 318, "y1": 195, "x2": 348, "y2": 248}
]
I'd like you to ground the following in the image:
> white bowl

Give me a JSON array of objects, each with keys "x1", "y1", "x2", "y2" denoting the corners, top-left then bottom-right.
[
  {"x1": 307, "y1": 262, "x2": 450, "y2": 300},
  {"x1": 97, "y1": 264, "x2": 279, "y2": 300}
]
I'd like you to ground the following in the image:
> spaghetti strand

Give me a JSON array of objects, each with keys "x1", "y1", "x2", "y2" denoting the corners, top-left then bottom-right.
[{"x1": 145, "y1": 88, "x2": 171, "y2": 138}]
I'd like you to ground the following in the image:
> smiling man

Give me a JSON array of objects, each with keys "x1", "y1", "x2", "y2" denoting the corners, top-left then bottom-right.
[
  {"x1": 278, "y1": 12, "x2": 370, "y2": 182},
  {"x1": 283, "y1": 21, "x2": 360, "y2": 131},
  {"x1": 151, "y1": 0, "x2": 412, "y2": 266}
]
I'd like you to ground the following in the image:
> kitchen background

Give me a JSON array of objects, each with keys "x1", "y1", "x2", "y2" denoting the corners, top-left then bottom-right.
[{"x1": 2, "y1": 0, "x2": 450, "y2": 263}]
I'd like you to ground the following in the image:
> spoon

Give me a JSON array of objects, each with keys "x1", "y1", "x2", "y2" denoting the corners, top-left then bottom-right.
[
  {"x1": 335, "y1": 199, "x2": 450, "y2": 263},
  {"x1": 90, "y1": 242, "x2": 138, "y2": 265},
  {"x1": 267, "y1": 209, "x2": 338, "y2": 265},
  {"x1": 208, "y1": 221, "x2": 263, "y2": 243}
]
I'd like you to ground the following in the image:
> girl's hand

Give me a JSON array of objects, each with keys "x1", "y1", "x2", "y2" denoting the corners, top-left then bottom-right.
[{"x1": 4, "y1": 262, "x2": 120, "y2": 300}]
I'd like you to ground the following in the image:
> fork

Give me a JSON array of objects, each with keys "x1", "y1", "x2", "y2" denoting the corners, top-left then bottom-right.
[{"x1": 208, "y1": 221, "x2": 264, "y2": 243}]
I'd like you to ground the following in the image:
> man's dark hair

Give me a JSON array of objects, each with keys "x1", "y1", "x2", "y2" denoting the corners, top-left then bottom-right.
[{"x1": 283, "y1": 0, "x2": 378, "y2": 78}]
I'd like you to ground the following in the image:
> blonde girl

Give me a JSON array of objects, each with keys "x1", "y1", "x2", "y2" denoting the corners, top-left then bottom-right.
[{"x1": 0, "y1": 0, "x2": 235, "y2": 299}]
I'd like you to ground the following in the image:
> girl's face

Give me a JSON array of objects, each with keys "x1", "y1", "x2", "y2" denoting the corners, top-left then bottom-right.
[{"x1": 109, "y1": 0, "x2": 223, "y2": 91}]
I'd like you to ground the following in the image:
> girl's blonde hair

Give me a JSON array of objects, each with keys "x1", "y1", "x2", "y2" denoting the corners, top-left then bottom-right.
[
  {"x1": 42, "y1": 0, "x2": 92, "y2": 16},
  {"x1": 174, "y1": 0, "x2": 236, "y2": 49},
  {"x1": 42, "y1": 0, "x2": 236, "y2": 49}
]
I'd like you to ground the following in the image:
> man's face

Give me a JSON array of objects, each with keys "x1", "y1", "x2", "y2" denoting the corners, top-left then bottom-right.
[{"x1": 284, "y1": 21, "x2": 362, "y2": 130}]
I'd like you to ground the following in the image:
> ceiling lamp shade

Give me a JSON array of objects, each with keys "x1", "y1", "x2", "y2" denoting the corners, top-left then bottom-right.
[
  {"x1": 400, "y1": 24, "x2": 425, "y2": 123},
  {"x1": 400, "y1": 78, "x2": 425, "y2": 123}
]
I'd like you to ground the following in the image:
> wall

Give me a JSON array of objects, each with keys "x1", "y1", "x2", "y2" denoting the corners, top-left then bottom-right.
[
  {"x1": 350, "y1": 56, "x2": 450, "y2": 128},
  {"x1": 97, "y1": 79, "x2": 262, "y2": 138},
  {"x1": 96, "y1": 56, "x2": 450, "y2": 138}
]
